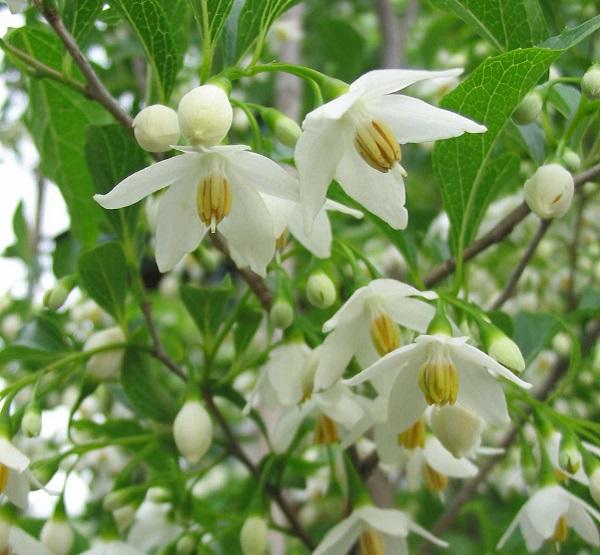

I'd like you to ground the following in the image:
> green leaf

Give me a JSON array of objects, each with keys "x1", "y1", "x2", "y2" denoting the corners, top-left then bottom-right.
[
  {"x1": 180, "y1": 278, "x2": 233, "y2": 340},
  {"x1": 233, "y1": 307, "x2": 262, "y2": 354},
  {"x1": 190, "y1": 0, "x2": 234, "y2": 45},
  {"x1": 513, "y1": 311, "x2": 561, "y2": 362},
  {"x1": 62, "y1": 0, "x2": 104, "y2": 44},
  {"x1": 547, "y1": 83, "x2": 581, "y2": 118},
  {"x1": 85, "y1": 124, "x2": 148, "y2": 239},
  {"x1": 432, "y1": 15, "x2": 600, "y2": 257},
  {"x1": 111, "y1": 0, "x2": 181, "y2": 102},
  {"x1": 430, "y1": 0, "x2": 548, "y2": 51},
  {"x1": 235, "y1": 0, "x2": 301, "y2": 60},
  {"x1": 3, "y1": 202, "x2": 32, "y2": 266},
  {"x1": 78, "y1": 241, "x2": 128, "y2": 322},
  {"x1": 8, "y1": 27, "x2": 110, "y2": 247}
]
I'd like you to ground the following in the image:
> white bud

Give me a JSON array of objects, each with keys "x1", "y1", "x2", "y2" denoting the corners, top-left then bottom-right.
[
  {"x1": 113, "y1": 503, "x2": 137, "y2": 533},
  {"x1": 562, "y1": 149, "x2": 581, "y2": 172},
  {"x1": 173, "y1": 400, "x2": 213, "y2": 464},
  {"x1": 176, "y1": 533, "x2": 197, "y2": 554},
  {"x1": 41, "y1": 519, "x2": 74, "y2": 555},
  {"x1": 582, "y1": 65, "x2": 600, "y2": 99},
  {"x1": 512, "y1": 91, "x2": 543, "y2": 125},
  {"x1": 552, "y1": 332, "x2": 571, "y2": 357},
  {"x1": 240, "y1": 516, "x2": 268, "y2": 555},
  {"x1": 133, "y1": 105, "x2": 180, "y2": 153},
  {"x1": 430, "y1": 404, "x2": 484, "y2": 458},
  {"x1": 84, "y1": 327, "x2": 126, "y2": 380},
  {"x1": 306, "y1": 272, "x2": 336, "y2": 309},
  {"x1": 558, "y1": 438, "x2": 581, "y2": 474},
  {"x1": 178, "y1": 85, "x2": 233, "y2": 146},
  {"x1": 524, "y1": 164, "x2": 574, "y2": 219},
  {"x1": 43, "y1": 277, "x2": 75, "y2": 311},
  {"x1": 22, "y1": 407, "x2": 42, "y2": 438},
  {"x1": 488, "y1": 334, "x2": 525, "y2": 373},
  {"x1": 590, "y1": 467, "x2": 600, "y2": 505},
  {"x1": 269, "y1": 300, "x2": 294, "y2": 329},
  {"x1": 146, "y1": 486, "x2": 172, "y2": 503}
]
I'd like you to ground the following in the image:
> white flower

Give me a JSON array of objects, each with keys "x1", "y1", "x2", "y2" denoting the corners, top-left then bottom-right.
[
  {"x1": 523, "y1": 164, "x2": 574, "y2": 219},
  {"x1": 173, "y1": 399, "x2": 213, "y2": 464},
  {"x1": 346, "y1": 334, "x2": 531, "y2": 433},
  {"x1": 313, "y1": 505, "x2": 448, "y2": 555},
  {"x1": 0, "y1": 437, "x2": 31, "y2": 509},
  {"x1": 313, "y1": 279, "x2": 436, "y2": 391},
  {"x1": 94, "y1": 145, "x2": 298, "y2": 275},
  {"x1": 80, "y1": 539, "x2": 145, "y2": 555},
  {"x1": 40, "y1": 518, "x2": 74, "y2": 555},
  {"x1": 0, "y1": 517, "x2": 53, "y2": 555},
  {"x1": 84, "y1": 327, "x2": 126, "y2": 380},
  {"x1": 497, "y1": 485, "x2": 600, "y2": 551},
  {"x1": 296, "y1": 68, "x2": 486, "y2": 230},
  {"x1": 127, "y1": 500, "x2": 182, "y2": 551}
]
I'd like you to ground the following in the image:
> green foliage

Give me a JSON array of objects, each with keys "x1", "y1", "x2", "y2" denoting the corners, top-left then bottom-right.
[
  {"x1": 190, "y1": 0, "x2": 234, "y2": 46},
  {"x1": 62, "y1": 0, "x2": 104, "y2": 44}
]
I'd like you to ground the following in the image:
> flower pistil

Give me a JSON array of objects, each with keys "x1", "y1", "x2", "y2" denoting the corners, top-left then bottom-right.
[
  {"x1": 417, "y1": 346, "x2": 458, "y2": 406},
  {"x1": 196, "y1": 173, "x2": 232, "y2": 232},
  {"x1": 359, "y1": 528, "x2": 385, "y2": 555}
]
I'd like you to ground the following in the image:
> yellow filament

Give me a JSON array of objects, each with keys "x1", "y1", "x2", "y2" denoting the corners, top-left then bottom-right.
[
  {"x1": 0, "y1": 464, "x2": 9, "y2": 494},
  {"x1": 417, "y1": 354, "x2": 458, "y2": 406},
  {"x1": 354, "y1": 119, "x2": 401, "y2": 173},
  {"x1": 313, "y1": 415, "x2": 339, "y2": 445},
  {"x1": 370, "y1": 313, "x2": 401, "y2": 356},
  {"x1": 196, "y1": 174, "x2": 232, "y2": 232},
  {"x1": 398, "y1": 419, "x2": 426, "y2": 450},
  {"x1": 551, "y1": 515, "x2": 568, "y2": 544},
  {"x1": 423, "y1": 464, "x2": 448, "y2": 493},
  {"x1": 359, "y1": 528, "x2": 385, "y2": 555}
]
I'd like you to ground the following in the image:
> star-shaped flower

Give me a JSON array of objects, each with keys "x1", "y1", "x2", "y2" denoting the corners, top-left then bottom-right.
[
  {"x1": 94, "y1": 145, "x2": 298, "y2": 276},
  {"x1": 295, "y1": 68, "x2": 486, "y2": 230}
]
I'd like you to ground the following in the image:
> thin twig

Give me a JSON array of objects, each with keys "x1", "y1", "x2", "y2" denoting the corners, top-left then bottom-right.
[
  {"x1": 490, "y1": 219, "x2": 551, "y2": 310},
  {"x1": 566, "y1": 193, "x2": 586, "y2": 310}
]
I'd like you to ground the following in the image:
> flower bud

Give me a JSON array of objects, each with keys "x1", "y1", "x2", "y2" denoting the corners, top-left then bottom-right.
[
  {"x1": 558, "y1": 436, "x2": 581, "y2": 474},
  {"x1": 176, "y1": 533, "x2": 197, "y2": 554},
  {"x1": 178, "y1": 85, "x2": 233, "y2": 146},
  {"x1": 240, "y1": 516, "x2": 268, "y2": 555},
  {"x1": 582, "y1": 65, "x2": 600, "y2": 99},
  {"x1": 306, "y1": 272, "x2": 336, "y2": 309},
  {"x1": 103, "y1": 489, "x2": 133, "y2": 512},
  {"x1": 430, "y1": 404, "x2": 484, "y2": 458},
  {"x1": 173, "y1": 399, "x2": 213, "y2": 464},
  {"x1": 262, "y1": 108, "x2": 301, "y2": 147},
  {"x1": 43, "y1": 275, "x2": 76, "y2": 311},
  {"x1": 524, "y1": 164, "x2": 574, "y2": 219},
  {"x1": 269, "y1": 299, "x2": 294, "y2": 330},
  {"x1": 590, "y1": 467, "x2": 600, "y2": 505},
  {"x1": 562, "y1": 149, "x2": 581, "y2": 172},
  {"x1": 512, "y1": 91, "x2": 543, "y2": 125},
  {"x1": 146, "y1": 486, "x2": 172, "y2": 504},
  {"x1": 113, "y1": 503, "x2": 137, "y2": 533},
  {"x1": 84, "y1": 327, "x2": 126, "y2": 381},
  {"x1": 21, "y1": 402, "x2": 41, "y2": 438},
  {"x1": 133, "y1": 105, "x2": 180, "y2": 153},
  {"x1": 41, "y1": 518, "x2": 74, "y2": 555},
  {"x1": 481, "y1": 325, "x2": 525, "y2": 373}
]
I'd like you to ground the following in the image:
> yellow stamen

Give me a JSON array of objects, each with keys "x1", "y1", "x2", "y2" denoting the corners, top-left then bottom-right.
[
  {"x1": 313, "y1": 415, "x2": 339, "y2": 445},
  {"x1": 398, "y1": 419, "x2": 426, "y2": 450},
  {"x1": 423, "y1": 464, "x2": 448, "y2": 493},
  {"x1": 417, "y1": 351, "x2": 458, "y2": 406},
  {"x1": 554, "y1": 468, "x2": 569, "y2": 482},
  {"x1": 354, "y1": 119, "x2": 401, "y2": 173},
  {"x1": 196, "y1": 174, "x2": 232, "y2": 232},
  {"x1": 276, "y1": 228, "x2": 289, "y2": 251},
  {"x1": 370, "y1": 313, "x2": 401, "y2": 356},
  {"x1": 359, "y1": 528, "x2": 385, "y2": 555},
  {"x1": 0, "y1": 464, "x2": 9, "y2": 493},
  {"x1": 551, "y1": 515, "x2": 568, "y2": 544}
]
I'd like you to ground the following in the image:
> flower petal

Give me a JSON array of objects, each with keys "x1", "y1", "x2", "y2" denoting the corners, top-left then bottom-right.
[
  {"x1": 260, "y1": 195, "x2": 295, "y2": 239},
  {"x1": 267, "y1": 344, "x2": 311, "y2": 406},
  {"x1": 324, "y1": 199, "x2": 363, "y2": 219},
  {"x1": 357, "y1": 506, "x2": 409, "y2": 537},
  {"x1": 335, "y1": 147, "x2": 407, "y2": 229},
  {"x1": 317, "y1": 385, "x2": 364, "y2": 427},
  {"x1": 271, "y1": 407, "x2": 305, "y2": 453},
  {"x1": 374, "y1": 421, "x2": 402, "y2": 464},
  {"x1": 288, "y1": 201, "x2": 333, "y2": 258},
  {"x1": 218, "y1": 180, "x2": 276, "y2": 277},
  {"x1": 424, "y1": 437, "x2": 478, "y2": 479},
  {"x1": 387, "y1": 361, "x2": 428, "y2": 433},
  {"x1": 9, "y1": 527, "x2": 53, "y2": 555},
  {"x1": 313, "y1": 513, "x2": 361, "y2": 555},
  {"x1": 305, "y1": 89, "x2": 363, "y2": 122},
  {"x1": 366, "y1": 94, "x2": 486, "y2": 144},
  {"x1": 322, "y1": 287, "x2": 368, "y2": 333},
  {"x1": 94, "y1": 153, "x2": 201, "y2": 209},
  {"x1": 5, "y1": 470, "x2": 29, "y2": 510},
  {"x1": 568, "y1": 502, "x2": 600, "y2": 546},
  {"x1": 350, "y1": 68, "x2": 463, "y2": 100},
  {"x1": 524, "y1": 486, "x2": 569, "y2": 540},
  {"x1": 155, "y1": 177, "x2": 207, "y2": 272},
  {"x1": 0, "y1": 439, "x2": 29, "y2": 472},
  {"x1": 406, "y1": 518, "x2": 449, "y2": 548}
]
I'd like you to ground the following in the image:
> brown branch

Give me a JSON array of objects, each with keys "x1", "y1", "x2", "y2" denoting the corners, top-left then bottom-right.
[
  {"x1": 490, "y1": 219, "x2": 551, "y2": 310},
  {"x1": 374, "y1": 0, "x2": 401, "y2": 68},
  {"x1": 424, "y1": 162, "x2": 600, "y2": 288}
]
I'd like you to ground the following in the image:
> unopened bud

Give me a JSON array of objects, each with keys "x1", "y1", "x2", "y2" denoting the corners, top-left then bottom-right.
[
  {"x1": 562, "y1": 149, "x2": 581, "y2": 172},
  {"x1": 84, "y1": 327, "x2": 126, "y2": 380},
  {"x1": 512, "y1": 91, "x2": 543, "y2": 125},
  {"x1": 133, "y1": 105, "x2": 180, "y2": 153},
  {"x1": 558, "y1": 436, "x2": 581, "y2": 474},
  {"x1": 43, "y1": 275, "x2": 76, "y2": 311},
  {"x1": 430, "y1": 404, "x2": 484, "y2": 458},
  {"x1": 41, "y1": 518, "x2": 74, "y2": 555},
  {"x1": 524, "y1": 164, "x2": 574, "y2": 219},
  {"x1": 176, "y1": 533, "x2": 197, "y2": 554},
  {"x1": 103, "y1": 489, "x2": 133, "y2": 512},
  {"x1": 146, "y1": 486, "x2": 172, "y2": 504},
  {"x1": 240, "y1": 515, "x2": 268, "y2": 555},
  {"x1": 173, "y1": 399, "x2": 213, "y2": 464},
  {"x1": 306, "y1": 272, "x2": 336, "y2": 309},
  {"x1": 21, "y1": 402, "x2": 42, "y2": 438},
  {"x1": 582, "y1": 65, "x2": 600, "y2": 99},
  {"x1": 262, "y1": 108, "x2": 301, "y2": 147},
  {"x1": 113, "y1": 503, "x2": 137, "y2": 533},
  {"x1": 269, "y1": 299, "x2": 294, "y2": 330},
  {"x1": 590, "y1": 467, "x2": 600, "y2": 505},
  {"x1": 481, "y1": 325, "x2": 525, "y2": 373},
  {"x1": 178, "y1": 85, "x2": 233, "y2": 146}
]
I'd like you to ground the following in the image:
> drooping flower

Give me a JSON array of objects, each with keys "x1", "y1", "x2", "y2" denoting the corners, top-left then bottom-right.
[
  {"x1": 313, "y1": 505, "x2": 448, "y2": 555},
  {"x1": 346, "y1": 334, "x2": 530, "y2": 433},
  {"x1": 295, "y1": 68, "x2": 486, "y2": 230},
  {"x1": 0, "y1": 437, "x2": 31, "y2": 509},
  {"x1": 497, "y1": 485, "x2": 600, "y2": 551},
  {"x1": 94, "y1": 145, "x2": 298, "y2": 276},
  {"x1": 313, "y1": 279, "x2": 436, "y2": 391}
]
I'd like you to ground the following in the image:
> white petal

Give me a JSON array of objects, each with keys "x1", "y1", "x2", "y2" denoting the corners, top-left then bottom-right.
[
  {"x1": 374, "y1": 421, "x2": 402, "y2": 465},
  {"x1": 267, "y1": 344, "x2": 311, "y2": 406},
  {"x1": 524, "y1": 486, "x2": 569, "y2": 540},
  {"x1": 387, "y1": 361, "x2": 428, "y2": 433},
  {"x1": 568, "y1": 502, "x2": 600, "y2": 546},
  {"x1": 313, "y1": 513, "x2": 361, "y2": 555},
  {"x1": 384, "y1": 535, "x2": 408, "y2": 555},
  {"x1": 271, "y1": 407, "x2": 305, "y2": 453},
  {"x1": 366, "y1": 94, "x2": 486, "y2": 144},
  {"x1": 94, "y1": 154, "x2": 201, "y2": 209},
  {"x1": 9, "y1": 527, "x2": 53, "y2": 555},
  {"x1": 260, "y1": 195, "x2": 294, "y2": 238},
  {"x1": 357, "y1": 506, "x2": 409, "y2": 537},
  {"x1": 322, "y1": 287, "x2": 369, "y2": 333},
  {"x1": 296, "y1": 119, "x2": 348, "y2": 231},
  {"x1": 367, "y1": 278, "x2": 422, "y2": 298},
  {"x1": 406, "y1": 518, "x2": 449, "y2": 548},
  {"x1": 459, "y1": 344, "x2": 531, "y2": 389},
  {"x1": 305, "y1": 89, "x2": 363, "y2": 122},
  {"x1": 335, "y1": 147, "x2": 407, "y2": 229},
  {"x1": 5, "y1": 470, "x2": 29, "y2": 509},
  {"x1": 497, "y1": 507, "x2": 524, "y2": 549},
  {"x1": 520, "y1": 512, "x2": 546, "y2": 552},
  {"x1": 317, "y1": 385, "x2": 364, "y2": 427},
  {"x1": 227, "y1": 151, "x2": 299, "y2": 201},
  {"x1": 219, "y1": 180, "x2": 276, "y2": 277},
  {"x1": 424, "y1": 437, "x2": 478, "y2": 479},
  {"x1": 155, "y1": 177, "x2": 207, "y2": 272},
  {"x1": 324, "y1": 199, "x2": 363, "y2": 219},
  {"x1": 350, "y1": 68, "x2": 463, "y2": 100},
  {"x1": 353, "y1": 329, "x2": 380, "y2": 370},
  {"x1": 287, "y1": 202, "x2": 332, "y2": 258},
  {"x1": 0, "y1": 439, "x2": 29, "y2": 472}
]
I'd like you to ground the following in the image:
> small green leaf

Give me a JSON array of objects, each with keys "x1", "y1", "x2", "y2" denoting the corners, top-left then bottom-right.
[
  {"x1": 190, "y1": 0, "x2": 234, "y2": 45},
  {"x1": 78, "y1": 241, "x2": 128, "y2": 322},
  {"x1": 180, "y1": 278, "x2": 233, "y2": 340},
  {"x1": 514, "y1": 312, "x2": 561, "y2": 362},
  {"x1": 234, "y1": 307, "x2": 262, "y2": 355},
  {"x1": 62, "y1": 0, "x2": 104, "y2": 44}
]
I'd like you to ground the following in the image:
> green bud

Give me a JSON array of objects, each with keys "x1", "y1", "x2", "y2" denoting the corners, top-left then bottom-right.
[
  {"x1": 582, "y1": 65, "x2": 600, "y2": 99},
  {"x1": 103, "y1": 489, "x2": 136, "y2": 512},
  {"x1": 480, "y1": 324, "x2": 525, "y2": 373},
  {"x1": 262, "y1": 108, "x2": 301, "y2": 147},
  {"x1": 558, "y1": 435, "x2": 582, "y2": 474},
  {"x1": 269, "y1": 299, "x2": 294, "y2": 330},
  {"x1": 512, "y1": 91, "x2": 543, "y2": 125},
  {"x1": 43, "y1": 275, "x2": 76, "y2": 311},
  {"x1": 146, "y1": 486, "x2": 172, "y2": 504},
  {"x1": 590, "y1": 466, "x2": 600, "y2": 505},
  {"x1": 176, "y1": 533, "x2": 197, "y2": 554},
  {"x1": 21, "y1": 401, "x2": 42, "y2": 438},
  {"x1": 562, "y1": 149, "x2": 581, "y2": 172},
  {"x1": 426, "y1": 304, "x2": 452, "y2": 336},
  {"x1": 306, "y1": 271, "x2": 336, "y2": 309},
  {"x1": 240, "y1": 516, "x2": 268, "y2": 555}
]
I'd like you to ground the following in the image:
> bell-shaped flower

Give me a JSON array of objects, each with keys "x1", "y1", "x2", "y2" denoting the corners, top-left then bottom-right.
[
  {"x1": 346, "y1": 334, "x2": 531, "y2": 433},
  {"x1": 314, "y1": 279, "x2": 436, "y2": 391},
  {"x1": 94, "y1": 145, "x2": 298, "y2": 276},
  {"x1": 0, "y1": 437, "x2": 31, "y2": 509},
  {"x1": 296, "y1": 68, "x2": 486, "y2": 230},
  {"x1": 313, "y1": 505, "x2": 448, "y2": 555},
  {"x1": 497, "y1": 485, "x2": 600, "y2": 551}
]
